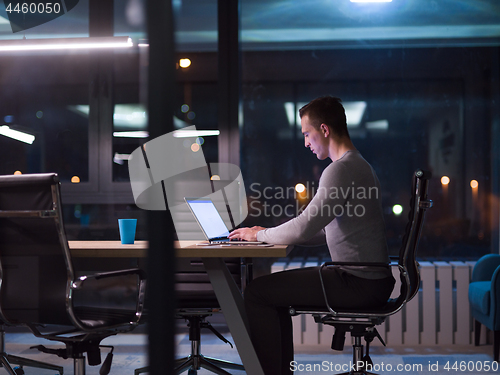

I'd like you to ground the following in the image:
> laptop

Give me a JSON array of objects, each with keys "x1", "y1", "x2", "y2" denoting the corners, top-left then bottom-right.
[{"x1": 184, "y1": 197, "x2": 263, "y2": 245}]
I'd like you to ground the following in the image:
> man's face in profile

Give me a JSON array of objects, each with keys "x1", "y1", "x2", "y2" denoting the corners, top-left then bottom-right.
[{"x1": 301, "y1": 115, "x2": 329, "y2": 160}]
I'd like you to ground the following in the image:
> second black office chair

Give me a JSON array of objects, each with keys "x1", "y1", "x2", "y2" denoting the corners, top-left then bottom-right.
[
  {"x1": 0, "y1": 173, "x2": 146, "y2": 375},
  {"x1": 289, "y1": 169, "x2": 433, "y2": 375},
  {"x1": 135, "y1": 257, "x2": 246, "y2": 375}
]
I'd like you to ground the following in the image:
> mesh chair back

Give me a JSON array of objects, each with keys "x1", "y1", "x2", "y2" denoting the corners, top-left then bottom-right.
[
  {"x1": 0, "y1": 173, "x2": 73, "y2": 325},
  {"x1": 395, "y1": 169, "x2": 432, "y2": 307}
]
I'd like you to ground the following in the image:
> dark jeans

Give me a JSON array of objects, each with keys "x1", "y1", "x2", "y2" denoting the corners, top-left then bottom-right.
[{"x1": 244, "y1": 266, "x2": 395, "y2": 375}]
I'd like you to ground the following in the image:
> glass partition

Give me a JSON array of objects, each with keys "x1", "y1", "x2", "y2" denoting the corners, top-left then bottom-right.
[
  {"x1": 0, "y1": 79, "x2": 90, "y2": 181},
  {"x1": 112, "y1": 0, "x2": 219, "y2": 180},
  {"x1": 240, "y1": 1, "x2": 497, "y2": 260},
  {"x1": 0, "y1": 1, "x2": 92, "y2": 183},
  {"x1": 0, "y1": 0, "x2": 89, "y2": 39}
]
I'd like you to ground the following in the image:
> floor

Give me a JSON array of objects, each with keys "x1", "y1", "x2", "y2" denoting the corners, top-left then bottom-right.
[{"x1": 1, "y1": 320, "x2": 498, "y2": 375}]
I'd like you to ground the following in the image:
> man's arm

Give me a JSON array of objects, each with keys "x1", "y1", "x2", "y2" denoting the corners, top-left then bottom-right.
[
  {"x1": 297, "y1": 229, "x2": 326, "y2": 246},
  {"x1": 230, "y1": 162, "x2": 348, "y2": 244},
  {"x1": 229, "y1": 226, "x2": 266, "y2": 241}
]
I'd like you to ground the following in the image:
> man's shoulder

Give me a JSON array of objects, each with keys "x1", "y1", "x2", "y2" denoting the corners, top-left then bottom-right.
[
  {"x1": 320, "y1": 159, "x2": 351, "y2": 184},
  {"x1": 321, "y1": 151, "x2": 377, "y2": 185}
]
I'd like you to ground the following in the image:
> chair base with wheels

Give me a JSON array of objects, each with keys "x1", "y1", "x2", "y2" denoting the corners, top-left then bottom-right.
[
  {"x1": 0, "y1": 326, "x2": 64, "y2": 375},
  {"x1": 26, "y1": 304, "x2": 144, "y2": 375},
  {"x1": 322, "y1": 316, "x2": 385, "y2": 375},
  {"x1": 28, "y1": 324, "x2": 118, "y2": 375},
  {"x1": 136, "y1": 310, "x2": 244, "y2": 375}
]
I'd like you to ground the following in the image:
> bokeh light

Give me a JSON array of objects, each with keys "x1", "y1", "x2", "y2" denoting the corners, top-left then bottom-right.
[
  {"x1": 295, "y1": 183, "x2": 306, "y2": 193},
  {"x1": 179, "y1": 58, "x2": 191, "y2": 68},
  {"x1": 392, "y1": 204, "x2": 403, "y2": 215}
]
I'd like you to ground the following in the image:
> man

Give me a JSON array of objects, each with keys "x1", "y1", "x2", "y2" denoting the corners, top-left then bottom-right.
[{"x1": 229, "y1": 96, "x2": 394, "y2": 375}]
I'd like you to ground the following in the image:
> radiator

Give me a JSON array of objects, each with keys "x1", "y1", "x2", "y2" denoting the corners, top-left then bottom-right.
[{"x1": 271, "y1": 260, "x2": 479, "y2": 347}]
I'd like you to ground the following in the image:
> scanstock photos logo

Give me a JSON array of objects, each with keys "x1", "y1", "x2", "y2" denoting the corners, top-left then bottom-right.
[
  {"x1": 3, "y1": 0, "x2": 79, "y2": 33},
  {"x1": 127, "y1": 126, "x2": 249, "y2": 244}
]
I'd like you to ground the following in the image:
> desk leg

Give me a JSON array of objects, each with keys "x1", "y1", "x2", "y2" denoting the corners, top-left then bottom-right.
[{"x1": 202, "y1": 258, "x2": 264, "y2": 375}]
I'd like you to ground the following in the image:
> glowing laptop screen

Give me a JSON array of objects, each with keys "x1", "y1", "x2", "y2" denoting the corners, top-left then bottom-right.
[{"x1": 185, "y1": 199, "x2": 230, "y2": 240}]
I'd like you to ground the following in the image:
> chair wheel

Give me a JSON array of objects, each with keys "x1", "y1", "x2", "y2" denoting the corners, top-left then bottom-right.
[
  {"x1": 188, "y1": 369, "x2": 197, "y2": 375},
  {"x1": 13, "y1": 367, "x2": 25, "y2": 375}
]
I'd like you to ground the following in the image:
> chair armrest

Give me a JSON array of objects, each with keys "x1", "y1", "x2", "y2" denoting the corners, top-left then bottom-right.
[
  {"x1": 472, "y1": 254, "x2": 500, "y2": 282},
  {"x1": 318, "y1": 261, "x2": 397, "y2": 316},
  {"x1": 72, "y1": 268, "x2": 146, "y2": 290},
  {"x1": 69, "y1": 268, "x2": 147, "y2": 332},
  {"x1": 322, "y1": 261, "x2": 390, "y2": 268}
]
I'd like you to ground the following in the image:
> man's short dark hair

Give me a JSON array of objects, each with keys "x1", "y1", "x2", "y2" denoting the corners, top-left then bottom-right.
[{"x1": 299, "y1": 96, "x2": 349, "y2": 139}]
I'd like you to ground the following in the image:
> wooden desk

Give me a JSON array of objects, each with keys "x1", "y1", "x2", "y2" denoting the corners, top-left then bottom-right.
[
  {"x1": 68, "y1": 240, "x2": 289, "y2": 258},
  {"x1": 68, "y1": 240, "x2": 291, "y2": 375}
]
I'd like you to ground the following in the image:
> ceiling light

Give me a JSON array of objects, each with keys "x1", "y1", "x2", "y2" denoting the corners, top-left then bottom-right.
[
  {"x1": 366, "y1": 119, "x2": 389, "y2": 131},
  {"x1": 284, "y1": 102, "x2": 296, "y2": 127},
  {"x1": 350, "y1": 0, "x2": 392, "y2": 2},
  {"x1": 114, "y1": 153, "x2": 131, "y2": 165},
  {"x1": 173, "y1": 130, "x2": 220, "y2": 138},
  {"x1": 138, "y1": 39, "x2": 149, "y2": 48},
  {"x1": 285, "y1": 101, "x2": 366, "y2": 127},
  {"x1": 113, "y1": 131, "x2": 149, "y2": 138},
  {"x1": 70, "y1": 104, "x2": 148, "y2": 130},
  {"x1": 0, "y1": 125, "x2": 35, "y2": 144},
  {"x1": 343, "y1": 101, "x2": 367, "y2": 127},
  {"x1": 0, "y1": 36, "x2": 133, "y2": 52}
]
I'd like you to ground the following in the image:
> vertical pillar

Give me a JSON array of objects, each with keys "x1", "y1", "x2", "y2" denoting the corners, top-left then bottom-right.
[
  {"x1": 146, "y1": 0, "x2": 176, "y2": 374},
  {"x1": 218, "y1": 0, "x2": 241, "y2": 166}
]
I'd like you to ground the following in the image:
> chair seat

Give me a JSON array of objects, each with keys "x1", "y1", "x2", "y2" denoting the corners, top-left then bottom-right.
[
  {"x1": 468, "y1": 281, "x2": 491, "y2": 315},
  {"x1": 292, "y1": 297, "x2": 401, "y2": 317},
  {"x1": 74, "y1": 307, "x2": 138, "y2": 329}
]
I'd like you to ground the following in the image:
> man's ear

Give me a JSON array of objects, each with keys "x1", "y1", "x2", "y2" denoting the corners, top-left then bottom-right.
[{"x1": 320, "y1": 123, "x2": 330, "y2": 137}]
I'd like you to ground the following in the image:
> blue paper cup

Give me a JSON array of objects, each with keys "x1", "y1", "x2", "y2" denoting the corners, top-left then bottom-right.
[{"x1": 118, "y1": 219, "x2": 137, "y2": 244}]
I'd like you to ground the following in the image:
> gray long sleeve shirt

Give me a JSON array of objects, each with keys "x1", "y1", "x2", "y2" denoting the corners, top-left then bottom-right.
[{"x1": 257, "y1": 150, "x2": 391, "y2": 279}]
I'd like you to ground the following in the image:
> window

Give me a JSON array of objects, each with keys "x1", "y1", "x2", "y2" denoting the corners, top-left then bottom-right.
[{"x1": 239, "y1": 1, "x2": 498, "y2": 260}]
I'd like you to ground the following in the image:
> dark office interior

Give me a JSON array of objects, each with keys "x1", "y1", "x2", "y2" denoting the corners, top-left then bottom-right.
[{"x1": 0, "y1": 0, "x2": 500, "y2": 374}]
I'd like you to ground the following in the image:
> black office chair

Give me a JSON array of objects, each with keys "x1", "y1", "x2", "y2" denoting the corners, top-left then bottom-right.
[
  {"x1": 0, "y1": 173, "x2": 146, "y2": 375},
  {"x1": 135, "y1": 257, "x2": 246, "y2": 375},
  {"x1": 289, "y1": 169, "x2": 433, "y2": 375}
]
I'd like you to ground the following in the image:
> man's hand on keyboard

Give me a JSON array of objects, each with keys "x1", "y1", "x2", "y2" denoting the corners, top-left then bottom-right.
[{"x1": 229, "y1": 226, "x2": 266, "y2": 242}]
